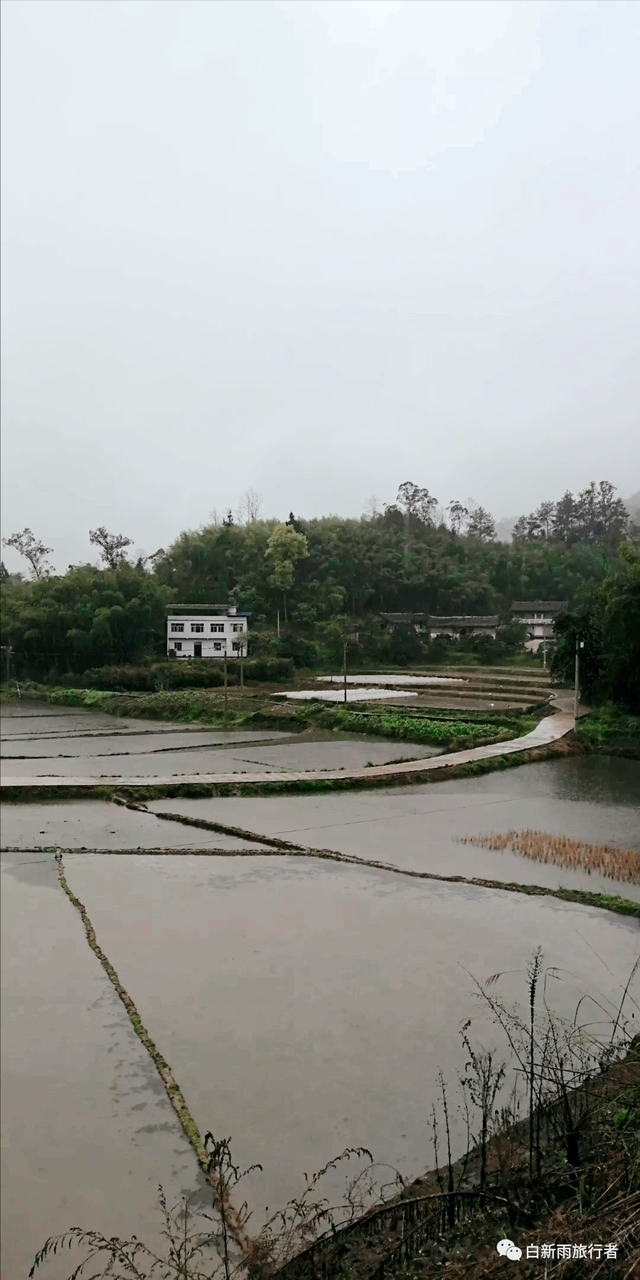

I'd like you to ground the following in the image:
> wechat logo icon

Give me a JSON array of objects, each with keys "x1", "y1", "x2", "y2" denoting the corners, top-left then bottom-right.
[{"x1": 497, "y1": 1239, "x2": 522, "y2": 1261}]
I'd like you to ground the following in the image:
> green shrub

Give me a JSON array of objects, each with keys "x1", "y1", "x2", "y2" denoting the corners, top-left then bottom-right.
[{"x1": 54, "y1": 657, "x2": 293, "y2": 692}]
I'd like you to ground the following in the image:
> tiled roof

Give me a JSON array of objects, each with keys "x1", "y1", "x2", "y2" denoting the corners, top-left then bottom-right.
[
  {"x1": 429, "y1": 616, "x2": 499, "y2": 626},
  {"x1": 511, "y1": 601, "x2": 568, "y2": 611}
]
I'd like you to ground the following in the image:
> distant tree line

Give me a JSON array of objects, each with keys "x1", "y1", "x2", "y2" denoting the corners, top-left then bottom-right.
[
  {"x1": 1, "y1": 480, "x2": 636, "y2": 685},
  {"x1": 512, "y1": 480, "x2": 630, "y2": 549}
]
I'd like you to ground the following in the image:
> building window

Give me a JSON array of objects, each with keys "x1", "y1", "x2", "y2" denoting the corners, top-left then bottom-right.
[
  {"x1": 232, "y1": 623, "x2": 243, "y2": 632},
  {"x1": 210, "y1": 623, "x2": 224, "y2": 632},
  {"x1": 171, "y1": 623, "x2": 184, "y2": 632},
  {"x1": 213, "y1": 642, "x2": 223, "y2": 650},
  {"x1": 174, "y1": 642, "x2": 182, "y2": 651},
  {"x1": 232, "y1": 641, "x2": 244, "y2": 651},
  {"x1": 191, "y1": 623, "x2": 204, "y2": 633}
]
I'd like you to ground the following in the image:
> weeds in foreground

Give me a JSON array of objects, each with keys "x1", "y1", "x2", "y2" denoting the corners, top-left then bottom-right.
[
  {"x1": 29, "y1": 955, "x2": 640, "y2": 1279},
  {"x1": 459, "y1": 829, "x2": 640, "y2": 884}
]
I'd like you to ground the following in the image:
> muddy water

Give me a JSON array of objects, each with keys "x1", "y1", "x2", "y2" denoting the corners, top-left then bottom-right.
[
  {"x1": 2, "y1": 730, "x2": 441, "y2": 780},
  {"x1": 64, "y1": 851, "x2": 639, "y2": 1237},
  {"x1": 0, "y1": 800, "x2": 273, "y2": 851},
  {"x1": 0, "y1": 851, "x2": 205, "y2": 1280},
  {"x1": 150, "y1": 756, "x2": 640, "y2": 901},
  {"x1": 2, "y1": 753, "x2": 638, "y2": 1273},
  {"x1": 316, "y1": 674, "x2": 467, "y2": 686}
]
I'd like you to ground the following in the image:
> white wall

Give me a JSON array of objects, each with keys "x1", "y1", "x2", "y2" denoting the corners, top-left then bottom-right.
[{"x1": 166, "y1": 615, "x2": 248, "y2": 659}]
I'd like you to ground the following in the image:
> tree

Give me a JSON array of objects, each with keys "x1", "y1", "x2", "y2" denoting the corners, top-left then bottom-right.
[
  {"x1": 552, "y1": 491, "x2": 579, "y2": 543},
  {"x1": 528, "y1": 500, "x2": 556, "y2": 540},
  {"x1": 0, "y1": 562, "x2": 172, "y2": 679},
  {"x1": 512, "y1": 515, "x2": 529, "y2": 541},
  {"x1": 447, "y1": 501, "x2": 469, "y2": 536},
  {"x1": 2, "y1": 528, "x2": 54, "y2": 578},
  {"x1": 466, "y1": 506, "x2": 496, "y2": 541},
  {"x1": 265, "y1": 523, "x2": 309, "y2": 622},
  {"x1": 236, "y1": 488, "x2": 263, "y2": 524},
  {"x1": 89, "y1": 527, "x2": 134, "y2": 569},
  {"x1": 395, "y1": 481, "x2": 438, "y2": 526},
  {"x1": 551, "y1": 545, "x2": 640, "y2": 711},
  {"x1": 578, "y1": 480, "x2": 629, "y2": 549}
]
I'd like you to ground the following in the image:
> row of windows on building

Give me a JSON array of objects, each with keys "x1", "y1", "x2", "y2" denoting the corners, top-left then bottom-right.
[
  {"x1": 172, "y1": 640, "x2": 245, "y2": 652},
  {"x1": 170, "y1": 622, "x2": 245, "y2": 634}
]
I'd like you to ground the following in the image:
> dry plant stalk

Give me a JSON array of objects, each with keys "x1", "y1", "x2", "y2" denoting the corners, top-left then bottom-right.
[{"x1": 459, "y1": 829, "x2": 640, "y2": 884}]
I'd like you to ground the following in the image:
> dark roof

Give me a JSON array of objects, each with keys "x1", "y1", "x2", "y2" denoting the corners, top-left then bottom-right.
[
  {"x1": 429, "y1": 616, "x2": 499, "y2": 626},
  {"x1": 379, "y1": 612, "x2": 429, "y2": 623},
  {"x1": 511, "y1": 600, "x2": 568, "y2": 611},
  {"x1": 380, "y1": 612, "x2": 499, "y2": 626},
  {"x1": 166, "y1": 604, "x2": 250, "y2": 615}
]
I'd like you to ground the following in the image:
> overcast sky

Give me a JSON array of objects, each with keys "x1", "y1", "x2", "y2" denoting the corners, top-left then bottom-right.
[{"x1": 2, "y1": 0, "x2": 639, "y2": 572}]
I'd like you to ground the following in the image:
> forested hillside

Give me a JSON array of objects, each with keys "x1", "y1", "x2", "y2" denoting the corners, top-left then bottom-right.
[{"x1": 1, "y1": 479, "x2": 637, "y2": 683}]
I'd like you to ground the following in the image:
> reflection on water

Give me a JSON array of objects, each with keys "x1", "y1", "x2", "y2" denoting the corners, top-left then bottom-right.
[
  {"x1": 436, "y1": 754, "x2": 640, "y2": 809},
  {"x1": 0, "y1": 853, "x2": 202, "y2": 1280},
  {"x1": 65, "y1": 850, "x2": 639, "y2": 1236},
  {"x1": 2, "y1": 754, "x2": 639, "y2": 1274}
]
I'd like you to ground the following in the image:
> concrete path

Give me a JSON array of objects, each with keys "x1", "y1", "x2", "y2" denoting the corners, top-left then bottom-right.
[{"x1": 1, "y1": 712, "x2": 575, "y2": 791}]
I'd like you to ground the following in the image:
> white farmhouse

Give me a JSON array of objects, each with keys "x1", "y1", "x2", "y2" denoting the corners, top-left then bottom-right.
[
  {"x1": 510, "y1": 600, "x2": 568, "y2": 652},
  {"x1": 167, "y1": 604, "x2": 248, "y2": 660}
]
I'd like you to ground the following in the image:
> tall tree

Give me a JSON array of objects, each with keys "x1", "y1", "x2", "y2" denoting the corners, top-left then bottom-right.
[
  {"x1": 265, "y1": 523, "x2": 309, "y2": 622},
  {"x1": 552, "y1": 491, "x2": 579, "y2": 543},
  {"x1": 589, "y1": 480, "x2": 628, "y2": 548},
  {"x1": 2, "y1": 529, "x2": 54, "y2": 578},
  {"x1": 447, "y1": 501, "x2": 469, "y2": 535},
  {"x1": 552, "y1": 544, "x2": 640, "y2": 711},
  {"x1": 528, "y1": 500, "x2": 556, "y2": 540},
  {"x1": 236, "y1": 488, "x2": 263, "y2": 524},
  {"x1": 89, "y1": 527, "x2": 133, "y2": 569},
  {"x1": 467, "y1": 506, "x2": 496, "y2": 541},
  {"x1": 396, "y1": 481, "x2": 438, "y2": 526},
  {"x1": 512, "y1": 515, "x2": 529, "y2": 541}
]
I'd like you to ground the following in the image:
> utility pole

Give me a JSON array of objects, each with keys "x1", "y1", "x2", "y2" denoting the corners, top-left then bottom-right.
[
  {"x1": 542, "y1": 634, "x2": 547, "y2": 671},
  {"x1": 343, "y1": 638, "x2": 348, "y2": 704},
  {"x1": 573, "y1": 637, "x2": 583, "y2": 722},
  {"x1": 224, "y1": 653, "x2": 228, "y2": 726}
]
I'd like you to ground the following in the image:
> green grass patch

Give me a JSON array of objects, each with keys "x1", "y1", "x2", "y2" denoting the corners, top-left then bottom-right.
[{"x1": 574, "y1": 706, "x2": 640, "y2": 760}]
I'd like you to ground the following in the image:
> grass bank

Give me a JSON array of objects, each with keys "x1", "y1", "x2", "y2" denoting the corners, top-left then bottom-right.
[{"x1": 573, "y1": 706, "x2": 640, "y2": 760}]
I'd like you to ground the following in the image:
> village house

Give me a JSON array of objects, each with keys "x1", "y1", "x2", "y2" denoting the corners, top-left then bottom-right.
[
  {"x1": 426, "y1": 615, "x2": 499, "y2": 640},
  {"x1": 379, "y1": 612, "x2": 499, "y2": 640},
  {"x1": 510, "y1": 600, "x2": 568, "y2": 652},
  {"x1": 167, "y1": 604, "x2": 249, "y2": 660}
]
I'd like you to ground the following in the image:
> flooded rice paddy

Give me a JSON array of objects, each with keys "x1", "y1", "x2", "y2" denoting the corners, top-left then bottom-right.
[
  {"x1": 316, "y1": 674, "x2": 467, "y2": 686},
  {"x1": 1, "y1": 703, "x2": 639, "y2": 1276},
  {"x1": 278, "y1": 687, "x2": 419, "y2": 702},
  {"x1": 1, "y1": 705, "x2": 440, "y2": 780}
]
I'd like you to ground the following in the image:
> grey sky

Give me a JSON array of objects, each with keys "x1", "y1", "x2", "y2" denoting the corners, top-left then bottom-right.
[{"x1": 2, "y1": 0, "x2": 639, "y2": 572}]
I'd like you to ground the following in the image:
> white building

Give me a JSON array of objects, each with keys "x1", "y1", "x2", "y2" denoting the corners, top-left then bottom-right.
[
  {"x1": 167, "y1": 605, "x2": 248, "y2": 660},
  {"x1": 510, "y1": 600, "x2": 567, "y2": 652}
]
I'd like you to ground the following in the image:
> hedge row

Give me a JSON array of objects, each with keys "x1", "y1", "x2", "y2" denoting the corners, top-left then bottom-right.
[{"x1": 54, "y1": 657, "x2": 293, "y2": 692}]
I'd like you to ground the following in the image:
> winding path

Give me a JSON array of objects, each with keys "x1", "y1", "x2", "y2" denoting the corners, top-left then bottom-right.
[{"x1": 1, "y1": 710, "x2": 575, "y2": 792}]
